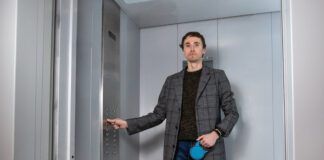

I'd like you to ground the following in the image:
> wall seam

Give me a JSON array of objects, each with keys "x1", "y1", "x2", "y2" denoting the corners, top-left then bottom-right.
[{"x1": 270, "y1": 12, "x2": 276, "y2": 160}]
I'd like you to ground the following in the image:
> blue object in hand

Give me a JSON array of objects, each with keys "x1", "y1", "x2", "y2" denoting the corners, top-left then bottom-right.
[{"x1": 189, "y1": 141, "x2": 208, "y2": 160}]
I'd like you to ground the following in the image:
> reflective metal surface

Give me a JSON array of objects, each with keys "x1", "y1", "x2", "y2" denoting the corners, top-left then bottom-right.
[
  {"x1": 102, "y1": 0, "x2": 121, "y2": 159},
  {"x1": 53, "y1": 0, "x2": 78, "y2": 159}
]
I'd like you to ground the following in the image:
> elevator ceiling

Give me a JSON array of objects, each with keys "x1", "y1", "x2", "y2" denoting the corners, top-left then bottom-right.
[{"x1": 114, "y1": 0, "x2": 281, "y2": 28}]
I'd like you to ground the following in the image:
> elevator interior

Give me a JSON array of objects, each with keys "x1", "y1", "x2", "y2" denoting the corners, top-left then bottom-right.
[{"x1": 73, "y1": 0, "x2": 284, "y2": 160}]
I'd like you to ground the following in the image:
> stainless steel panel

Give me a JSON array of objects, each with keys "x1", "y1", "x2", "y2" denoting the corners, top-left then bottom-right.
[
  {"x1": 53, "y1": 0, "x2": 78, "y2": 159},
  {"x1": 75, "y1": 0, "x2": 103, "y2": 160},
  {"x1": 102, "y1": 0, "x2": 120, "y2": 159}
]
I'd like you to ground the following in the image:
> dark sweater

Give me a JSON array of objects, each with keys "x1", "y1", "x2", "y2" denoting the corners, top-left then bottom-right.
[{"x1": 178, "y1": 68, "x2": 202, "y2": 141}]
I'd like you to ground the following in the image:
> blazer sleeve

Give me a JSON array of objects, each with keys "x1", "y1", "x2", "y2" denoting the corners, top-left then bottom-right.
[
  {"x1": 216, "y1": 70, "x2": 239, "y2": 137},
  {"x1": 126, "y1": 77, "x2": 170, "y2": 135}
]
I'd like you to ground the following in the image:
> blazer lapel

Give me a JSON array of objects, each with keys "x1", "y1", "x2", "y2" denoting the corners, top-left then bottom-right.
[
  {"x1": 195, "y1": 67, "x2": 211, "y2": 103},
  {"x1": 174, "y1": 70, "x2": 184, "y2": 105}
]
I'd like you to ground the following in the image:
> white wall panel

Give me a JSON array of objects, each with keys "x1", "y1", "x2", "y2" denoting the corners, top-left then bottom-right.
[
  {"x1": 0, "y1": 1, "x2": 17, "y2": 160},
  {"x1": 289, "y1": 0, "x2": 324, "y2": 159},
  {"x1": 218, "y1": 13, "x2": 283, "y2": 160},
  {"x1": 271, "y1": 12, "x2": 285, "y2": 160},
  {"x1": 218, "y1": 14, "x2": 273, "y2": 160},
  {"x1": 139, "y1": 25, "x2": 178, "y2": 160}
]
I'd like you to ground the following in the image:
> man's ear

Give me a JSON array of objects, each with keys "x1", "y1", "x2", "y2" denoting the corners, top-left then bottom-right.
[{"x1": 202, "y1": 49, "x2": 206, "y2": 57}]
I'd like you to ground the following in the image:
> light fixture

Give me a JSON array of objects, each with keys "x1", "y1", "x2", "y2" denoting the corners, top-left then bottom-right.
[{"x1": 121, "y1": 0, "x2": 156, "y2": 4}]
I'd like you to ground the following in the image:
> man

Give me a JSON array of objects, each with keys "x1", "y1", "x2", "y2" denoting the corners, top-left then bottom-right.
[{"x1": 105, "y1": 31, "x2": 239, "y2": 160}]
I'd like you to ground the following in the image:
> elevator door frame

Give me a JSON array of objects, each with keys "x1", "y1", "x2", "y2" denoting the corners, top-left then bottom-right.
[
  {"x1": 52, "y1": 0, "x2": 78, "y2": 159},
  {"x1": 51, "y1": 0, "x2": 295, "y2": 160}
]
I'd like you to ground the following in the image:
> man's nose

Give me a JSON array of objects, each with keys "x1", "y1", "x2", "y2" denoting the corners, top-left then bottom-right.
[{"x1": 190, "y1": 45, "x2": 195, "y2": 51}]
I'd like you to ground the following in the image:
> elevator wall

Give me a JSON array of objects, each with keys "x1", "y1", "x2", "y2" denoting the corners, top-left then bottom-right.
[
  {"x1": 119, "y1": 11, "x2": 140, "y2": 160},
  {"x1": 0, "y1": 1, "x2": 17, "y2": 160},
  {"x1": 140, "y1": 24, "x2": 179, "y2": 160},
  {"x1": 288, "y1": 0, "x2": 324, "y2": 159},
  {"x1": 139, "y1": 12, "x2": 283, "y2": 160},
  {"x1": 2, "y1": 1, "x2": 324, "y2": 160},
  {"x1": 0, "y1": 0, "x2": 54, "y2": 159},
  {"x1": 10, "y1": 0, "x2": 53, "y2": 159},
  {"x1": 75, "y1": 0, "x2": 102, "y2": 159}
]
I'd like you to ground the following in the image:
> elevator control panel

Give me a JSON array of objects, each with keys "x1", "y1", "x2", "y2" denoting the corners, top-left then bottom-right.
[
  {"x1": 103, "y1": 105, "x2": 119, "y2": 160},
  {"x1": 182, "y1": 58, "x2": 214, "y2": 69}
]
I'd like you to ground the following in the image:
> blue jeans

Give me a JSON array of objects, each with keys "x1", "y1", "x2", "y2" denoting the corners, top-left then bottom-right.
[{"x1": 174, "y1": 140, "x2": 196, "y2": 160}]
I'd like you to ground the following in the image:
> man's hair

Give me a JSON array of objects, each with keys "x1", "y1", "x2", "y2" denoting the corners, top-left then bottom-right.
[{"x1": 179, "y1": 31, "x2": 206, "y2": 50}]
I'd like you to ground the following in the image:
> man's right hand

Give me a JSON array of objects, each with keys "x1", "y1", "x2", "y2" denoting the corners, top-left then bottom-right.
[{"x1": 104, "y1": 118, "x2": 128, "y2": 129}]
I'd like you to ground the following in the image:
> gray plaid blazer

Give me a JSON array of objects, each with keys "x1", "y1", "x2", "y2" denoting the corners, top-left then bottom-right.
[{"x1": 126, "y1": 66, "x2": 239, "y2": 160}]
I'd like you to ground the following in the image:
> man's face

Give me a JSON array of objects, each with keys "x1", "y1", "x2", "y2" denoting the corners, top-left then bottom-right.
[{"x1": 183, "y1": 36, "x2": 206, "y2": 63}]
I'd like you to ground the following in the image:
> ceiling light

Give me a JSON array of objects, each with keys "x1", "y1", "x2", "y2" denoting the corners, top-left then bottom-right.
[{"x1": 122, "y1": 0, "x2": 156, "y2": 4}]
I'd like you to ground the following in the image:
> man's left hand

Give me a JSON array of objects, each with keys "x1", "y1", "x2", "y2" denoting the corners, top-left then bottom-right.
[{"x1": 196, "y1": 131, "x2": 219, "y2": 148}]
